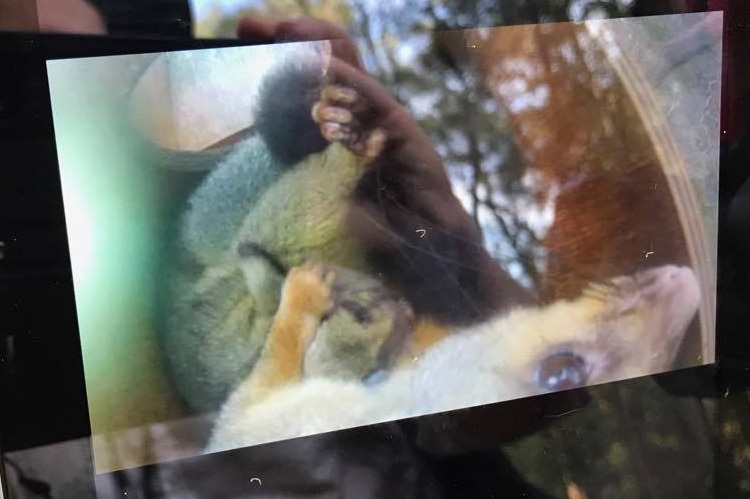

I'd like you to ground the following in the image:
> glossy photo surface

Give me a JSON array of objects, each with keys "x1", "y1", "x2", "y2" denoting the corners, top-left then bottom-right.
[{"x1": 42, "y1": 13, "x2": 720, "y2": 472}]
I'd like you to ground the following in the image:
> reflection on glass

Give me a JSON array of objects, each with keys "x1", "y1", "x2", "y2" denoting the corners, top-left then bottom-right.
[{"x1": 40, "y1": 12, "x2": 721, "y2": 499}]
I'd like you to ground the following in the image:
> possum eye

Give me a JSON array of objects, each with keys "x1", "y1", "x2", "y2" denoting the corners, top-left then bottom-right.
[
  {"x1": 535, "y1": 351, "x2": 589, "y2": 392},
  {"x1": 341, "y1": 300, "x2": 371, "y2": 324}
]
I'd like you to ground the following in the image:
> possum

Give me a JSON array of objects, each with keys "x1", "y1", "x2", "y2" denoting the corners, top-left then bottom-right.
[
  {"x1": 207, "y1": 263, "x2": 700, "y2": 453},
  {"x1": 160, "y1": 60, "x2": 530, "y2": 413}
]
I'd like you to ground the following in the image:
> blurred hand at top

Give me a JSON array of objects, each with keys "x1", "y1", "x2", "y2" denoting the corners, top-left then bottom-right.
[{"x1": 0, "y1": 0, "x2": 105, "y2": 34}]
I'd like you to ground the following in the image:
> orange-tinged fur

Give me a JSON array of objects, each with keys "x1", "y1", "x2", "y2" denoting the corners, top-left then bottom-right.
[{"x1": 208, "y1": 264, "x2": 700, "y2": 453}]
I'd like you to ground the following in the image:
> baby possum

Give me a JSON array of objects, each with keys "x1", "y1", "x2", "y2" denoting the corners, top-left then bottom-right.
[
  {"x1": 262, "y1": 62, "x2": 533, "y2": 325},
  {"x1": 207, "y1": 264, "x2": 700, "y2": 452},
  {"x1": 161, "y1": 61, "x2": 529, "y2": 413}
]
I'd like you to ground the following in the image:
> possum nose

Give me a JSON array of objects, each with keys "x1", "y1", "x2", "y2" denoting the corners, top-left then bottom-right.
[
  {"x1": 653, "y1": 266, "x2": 700, "y2": 301},
  {"x1": 643, "y1": 266, "x2": 701, "y2": 338},
  {"x1": 635, "y1": 265, "x2": 697, "y2": 301}
]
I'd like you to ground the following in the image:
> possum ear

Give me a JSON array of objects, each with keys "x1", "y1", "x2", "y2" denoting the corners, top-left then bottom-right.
[{"x1": 255, "y1": 63, "x2": 329, "y2": 165}]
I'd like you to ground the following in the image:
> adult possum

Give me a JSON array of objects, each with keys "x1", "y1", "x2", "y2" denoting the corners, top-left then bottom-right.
[{"x1": 208, "y1": 264, "x2": 700, "y2": 452}]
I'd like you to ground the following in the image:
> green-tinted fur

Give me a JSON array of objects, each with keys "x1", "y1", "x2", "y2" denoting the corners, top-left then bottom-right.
[
  {"x1": 161, "y1": 137, "x2": 402, "y2": 414},
  {"x1": 305, "y1": 267, "x2": 411, "y2": 380},
  {"x1": 236, "y1": 142, "x2": 367, "y2": 269}
]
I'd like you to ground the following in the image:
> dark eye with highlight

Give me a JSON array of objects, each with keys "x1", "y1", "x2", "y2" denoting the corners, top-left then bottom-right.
[{"x1": 536, "y1": 351, "x2": 589, "y2": 392}]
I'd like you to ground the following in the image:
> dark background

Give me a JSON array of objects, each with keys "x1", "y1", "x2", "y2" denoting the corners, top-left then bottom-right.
[{"x1": 1, "y1": 0, "x2": 749, "y2": 497}]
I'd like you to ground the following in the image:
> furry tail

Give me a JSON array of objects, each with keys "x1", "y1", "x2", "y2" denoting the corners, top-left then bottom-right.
[{"x1": 255, "y1": 63, "x2": 329, "y2": 166}]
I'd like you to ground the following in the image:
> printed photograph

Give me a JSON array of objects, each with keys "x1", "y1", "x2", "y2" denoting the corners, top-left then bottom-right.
[{"x1": 46, "y1": 12, "x2": 720, "y2": 472}]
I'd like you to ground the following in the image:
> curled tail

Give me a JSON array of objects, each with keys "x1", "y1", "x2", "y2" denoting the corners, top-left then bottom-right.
[{"x1": 255, "y1": 62, "x2": 329, "y2": 166}]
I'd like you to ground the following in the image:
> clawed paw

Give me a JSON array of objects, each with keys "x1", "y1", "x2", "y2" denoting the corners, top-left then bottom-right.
[
  {"x1": 283, "y1": 262, "x2": 336, "y2": 317},
  {"x1": 312, "y1": 84, "x2": 387, "y2": 162}
]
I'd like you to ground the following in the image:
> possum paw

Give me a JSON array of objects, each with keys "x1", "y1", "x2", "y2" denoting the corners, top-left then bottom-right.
[
  {"x1": 283, "y1": 262, "x2": 336, "y2": 318},
  {"x1": 312, "y1": 84, "x2": 387, "y2": 162}
]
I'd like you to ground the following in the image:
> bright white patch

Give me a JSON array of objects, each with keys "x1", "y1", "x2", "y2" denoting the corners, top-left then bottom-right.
[{"x1": 60, "y1": 176, "x2": 94, "y2": 286}]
